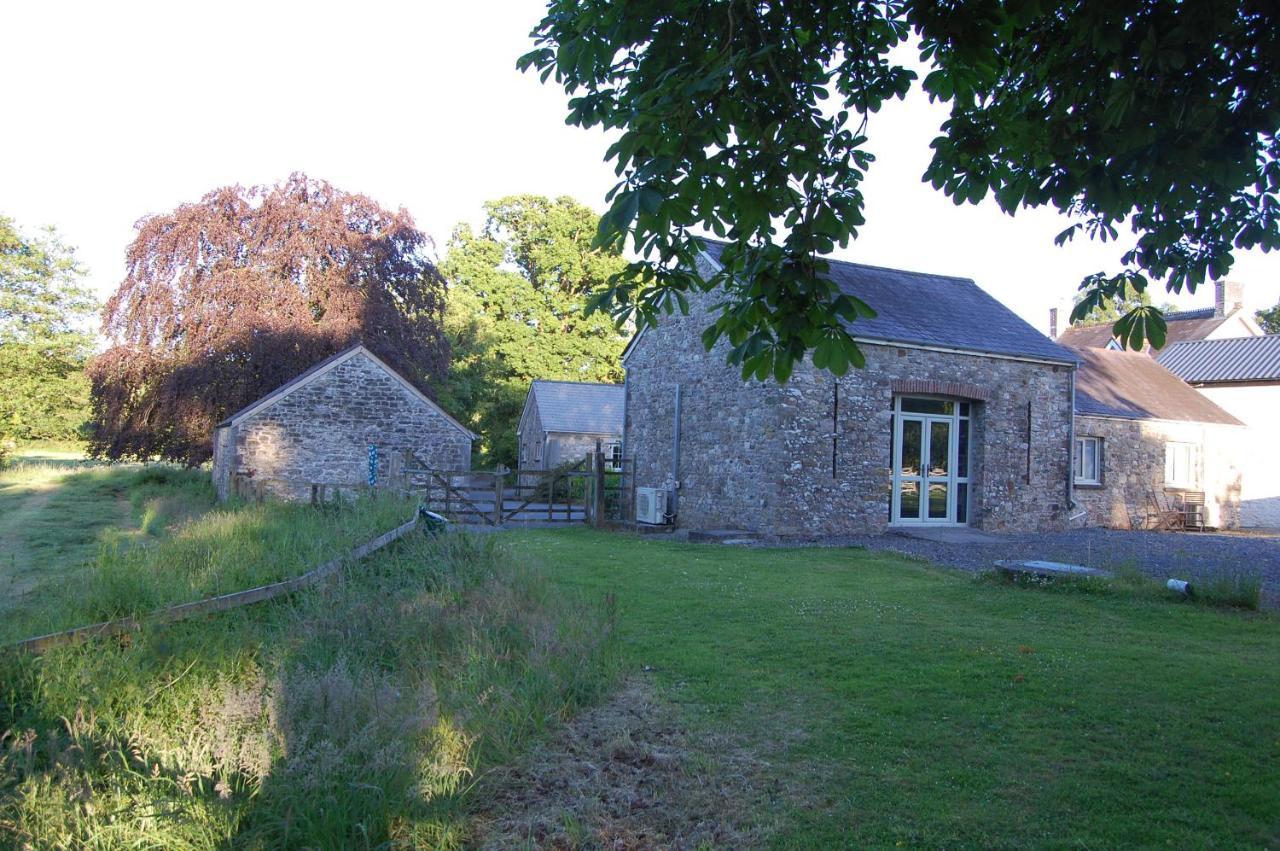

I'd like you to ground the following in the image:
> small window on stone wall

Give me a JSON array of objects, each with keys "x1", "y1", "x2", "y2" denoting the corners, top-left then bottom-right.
[
  {"x1": 1074, "y1": 436, "x2": 1102, "y2": 486},
  {"x1": 605, "y1": 442, "x2": 623, "y2": 472}
]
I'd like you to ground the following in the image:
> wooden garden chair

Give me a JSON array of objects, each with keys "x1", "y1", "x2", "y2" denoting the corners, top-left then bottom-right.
[
  {"x1": 1179, "y1": 490, "x2": 1207, "y2": 531},
  {"x1": 1145, "y1": 490, "x2": 1185, "y2": 531}
]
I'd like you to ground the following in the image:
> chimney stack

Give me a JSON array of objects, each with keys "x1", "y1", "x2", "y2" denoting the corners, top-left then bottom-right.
[
  {"x1": 1214, "y1": 280, "x2": 1245, "y2": 317},
  {"x1": 1049, "y1": 307, "x2": 1058, "y2": 339}
]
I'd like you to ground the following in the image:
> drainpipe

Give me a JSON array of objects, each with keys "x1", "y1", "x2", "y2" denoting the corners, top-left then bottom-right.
[
  {"x1": 620, "y1": 366, "x2": 630, "y2": 466},
  {"x1": 670, "y1": 383, "x2": 682, "y2": 517},
  {"x1": 1067, "y1": 367, "x2": 1080, "y2": 519}
]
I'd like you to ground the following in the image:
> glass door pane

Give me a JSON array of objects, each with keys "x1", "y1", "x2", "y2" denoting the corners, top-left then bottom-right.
[
  {"x1": 899, "y1": 480, "x2": 920, "y2": 520},
  {"x1": 928, "y1": 483, "x2": 949, "y2": 519},
  {"x1": 929, "y1": 421, "x2": 950, "y2": 475},
  {"x1": 900, "y1": 420, "x2": 922, "y2": 476}
]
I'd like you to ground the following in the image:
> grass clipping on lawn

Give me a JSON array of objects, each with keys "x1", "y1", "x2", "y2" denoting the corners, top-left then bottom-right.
[{"x1": 0, "y1": 530, "x2": 617, "y2": 848}]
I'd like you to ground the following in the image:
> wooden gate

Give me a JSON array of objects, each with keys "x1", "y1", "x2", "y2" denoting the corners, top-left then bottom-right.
[{"x1": 401, "y1": 447, "x2": 631, "y2": 526}]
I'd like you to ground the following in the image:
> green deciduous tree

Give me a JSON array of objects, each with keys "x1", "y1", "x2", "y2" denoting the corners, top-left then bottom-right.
[
  {"x1": 1257, "y1": 301, "x2": 1280, "y2": 333},
  {"x1": 0, "y1": 215, "x2": 97, "y2": 451},
  {"x1": 1071, "y1": 287, "x2": 1182, "y2": 328},
  {"x1": 521, "y1": 0, "x2": 1280, "y2": 375},
  {"x1": 439, "y1": 196, "x2": 629, "y2": 467}
]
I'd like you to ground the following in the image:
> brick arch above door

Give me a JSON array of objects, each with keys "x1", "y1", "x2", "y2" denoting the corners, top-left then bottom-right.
[{"x1": 890, "y1": 379, "x2": 992, "y2": 402}]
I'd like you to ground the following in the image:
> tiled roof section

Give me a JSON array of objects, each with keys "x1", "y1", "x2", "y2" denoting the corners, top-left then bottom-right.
[
  {"x1": 1054, "y1": 323, "x2": 1119, "y2": 350},
  {"x1": 1056, "y1": 308, "x2": 1231, "y2": 351},
  {"x1": 700, "y1": 241, "x2": 1075, "y2": 363},
  {"x1": 1070, "y1": 346, "x2": 1242, "y2": 424},
  {"x1": 1157, "y1": 335, "x2": 1280, "y2": 383},
  {"x1": 530, "y1": 380, "x2": 625, "y2": 435}
]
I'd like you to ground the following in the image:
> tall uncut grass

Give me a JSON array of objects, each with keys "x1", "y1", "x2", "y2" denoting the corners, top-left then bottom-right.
[
  {"x1": 0, "y1": 530, "x2": 617, "y2": 848},
  {"x1": 3, "y1": 491, "x2": 413, "y2": 644}
]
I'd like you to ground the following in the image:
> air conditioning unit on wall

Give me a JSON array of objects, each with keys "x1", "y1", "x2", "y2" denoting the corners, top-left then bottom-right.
[{"x1": 635, "y1": 487, "x2": 670, "y2": 525}]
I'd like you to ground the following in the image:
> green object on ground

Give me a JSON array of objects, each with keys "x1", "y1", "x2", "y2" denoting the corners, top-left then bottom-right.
[{"x1": 417, "y1": 506, "x2": 450, "y2": 535}]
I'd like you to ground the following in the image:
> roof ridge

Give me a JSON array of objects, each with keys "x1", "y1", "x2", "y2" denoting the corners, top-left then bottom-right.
[
  {"x1": 1164, "y1": 334, "x2": 1275, "y2": 347},
  {"x1": 532, "y1": 378, "x2": 624, "y2": 387},
  {"x1": 698, "y1": 236, "x2": 976, "y2": 285},
  {"x1": 1165, "y1": 307, "x2": 1217, "y2": 320}
]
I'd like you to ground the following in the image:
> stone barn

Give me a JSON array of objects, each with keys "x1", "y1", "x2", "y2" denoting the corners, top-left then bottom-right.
[
  {"x1": 623, "y1": 241, "x2": 1079, "y2": 538},
  {"x1": 211, "y1": 345, "x2": 474, "y2": 501},
  {"x1": 1070, "y1": 346, "x2": 1244, "y2": 529},
  {"x1": 517, "y1": 380, "x2": 624, "y2": 473}
]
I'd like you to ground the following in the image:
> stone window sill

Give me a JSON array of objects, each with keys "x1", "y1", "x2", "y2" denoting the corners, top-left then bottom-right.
[{"x1": 1074, "y1": 482, "x2": 1104, "y2": 490}]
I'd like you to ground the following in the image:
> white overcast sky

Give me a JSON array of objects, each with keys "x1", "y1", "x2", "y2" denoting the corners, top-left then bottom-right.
[{"x1": 3, "y1": 0, "x2": 1277, "y2": 337}]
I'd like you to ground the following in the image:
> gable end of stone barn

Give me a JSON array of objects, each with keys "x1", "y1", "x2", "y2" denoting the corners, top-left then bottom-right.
[{"x1": 212, "y1": 347, "x2": 473, "y2": 501}]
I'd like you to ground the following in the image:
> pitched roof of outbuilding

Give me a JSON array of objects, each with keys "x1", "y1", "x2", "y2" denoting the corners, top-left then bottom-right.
[
  {"x1": 1070, "y1": 346, "x2": 1241, "y2": 424},
  {"x1": 699, "y1": 240, "x2": 1075, "y2": 364},
  {"x1": 525, "y1": 380, "x2": 624, "y2": 435},
  {"x1": 1156, "y1": 335, "x2": 1280, "y2": 384},
  {"x1": 215, "y1": 345, "x2": 476, "y2": 438},
  {"x1": 1056, "y1": 307, "x2": 1237, "y2": 351}
]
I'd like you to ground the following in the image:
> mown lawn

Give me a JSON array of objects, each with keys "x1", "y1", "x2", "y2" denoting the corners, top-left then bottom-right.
[{"x1": 507, "y1": 528, "x2": 1280, "y2": 848}]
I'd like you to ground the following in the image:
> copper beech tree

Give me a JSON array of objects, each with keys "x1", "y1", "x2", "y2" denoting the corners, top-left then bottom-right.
[{"x1": 88, "y1": 173, "x2": 450, "y2": 465}]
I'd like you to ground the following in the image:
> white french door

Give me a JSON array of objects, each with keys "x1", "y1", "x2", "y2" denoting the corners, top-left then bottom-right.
[{"x1": 891, "y1": 397, "x2": 971, "y2": 525}]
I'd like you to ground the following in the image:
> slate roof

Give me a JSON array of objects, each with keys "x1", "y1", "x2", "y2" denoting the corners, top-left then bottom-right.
[
  {"x1": 1157, "y1": 335, "x2": 1280, "y2": 384},
  {"x1": 527, "y1": 380, "x2": 624, "y2": 435},
  {"x1": 700, "y1": 241, "x2": 1075, "y2": 364},
  {"x1": 1070, "y1": 346, "x2": 1242, "y2": 424},
  {"x1": 1056, "y1": 307, "x2": 1233, "y2": 351}
]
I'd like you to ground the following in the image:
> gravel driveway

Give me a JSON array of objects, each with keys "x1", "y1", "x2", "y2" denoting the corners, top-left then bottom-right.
[{"x1": 832, "y1": 528, "x2": 1280, "y2": 608}]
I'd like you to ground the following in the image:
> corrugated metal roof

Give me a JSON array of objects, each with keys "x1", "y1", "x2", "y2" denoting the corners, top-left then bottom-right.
[
  {"x1": 1070, "y1": 346, "x2": 1242, "y2": 424},
  {"x1": 529, "y1": 380, "x2": 624, "y2": 435},
  {"x1": 700, "y1": 241, "x2": 1076, "y2": 364},
  {"x1": 1157, "y1": 335, "x2": 1280, "y2": 383}
]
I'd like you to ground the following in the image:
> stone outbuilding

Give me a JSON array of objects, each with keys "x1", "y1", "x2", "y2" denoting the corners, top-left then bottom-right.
[
  {"x1": 1157, "y1": 335, "x2": 1279, "y2": 528},
  {"x1": 212, "y1": 345, "x2": 474, "y2": 501},
  {"x1": 517, "y1": 380, "x2": 624, "y2": 472},
  {"x1": 623, "y1": 241, "x2": 1079, "y2": 538}
]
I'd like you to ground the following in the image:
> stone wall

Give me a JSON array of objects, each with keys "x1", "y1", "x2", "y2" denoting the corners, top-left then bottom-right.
[
  {"x1": 1072, "y1": 414, "x2": 1243, "y2": 529},
  {"x1": 546, "y1": 432, "x2": 619, "y2": 469},
  {"x1": 624, "y1": 274, "x2": 1075, "y2": 538},
  {"x1": 218, "y1": 352, "x2": 471, "y2": 502},
  {"x1": 517, "y1": 401, "x2": 545, "y2": 471}
]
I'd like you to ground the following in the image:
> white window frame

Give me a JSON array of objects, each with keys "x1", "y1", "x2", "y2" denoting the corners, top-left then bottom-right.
[
  {"x1": 1164, "y1": 442, "x2": 1198, "y2": 489},
  {"x1": 604, "y1": 441, "x2": 623, "y2": 472},
  {"x1": 1074, "y1": 436, "x2": 1102, "y2": 486}
]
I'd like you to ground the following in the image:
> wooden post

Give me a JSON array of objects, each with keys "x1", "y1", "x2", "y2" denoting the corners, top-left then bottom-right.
[
  {"x1": 547, "y1": 472, "x2": 554, "y2": 521},
  {"x1": 493, "y1": 470, "x2": 504, "y2": 526},
  {"x1": 593, "y1": 441, "x2": 606, "y2": 527},
  {"x1": 628, "y1": 458, "x2": 637, "y2": 525}
]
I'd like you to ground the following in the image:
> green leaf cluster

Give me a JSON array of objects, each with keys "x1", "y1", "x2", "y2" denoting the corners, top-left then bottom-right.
[
  {"x1": 521, "y1": 0, "x2": 1280, "y2": 376},
  {"x1": 1257, "y1": 301, "x2": 1280, "y2": 334},
  {"x1": 438, "y1": 196, "x2": 630, "y2": 468},
  {"x1": 0, "y1": 215, "x2": 97, "y2": 446}
]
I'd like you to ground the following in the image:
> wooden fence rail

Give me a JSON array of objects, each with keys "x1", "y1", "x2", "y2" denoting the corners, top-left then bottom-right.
[{"x1": 6, "y1": 514, "x2": 421, "y2": 656}]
